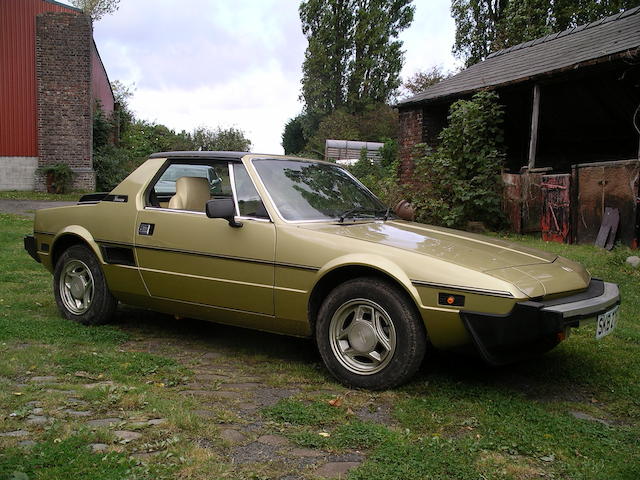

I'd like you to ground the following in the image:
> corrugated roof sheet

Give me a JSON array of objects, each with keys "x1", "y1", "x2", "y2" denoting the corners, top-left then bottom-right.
[
  {"x1": 398, "y1": 6, "x2": 640, "y2": 107},
  {"x1": 325, "y1": 139, "x2": 384, "y2": 150}
]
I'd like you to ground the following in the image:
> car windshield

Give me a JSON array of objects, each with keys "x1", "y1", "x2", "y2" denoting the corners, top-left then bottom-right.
[{"x1": 252, "y1": 159, "x2": 387, "y2": 222}]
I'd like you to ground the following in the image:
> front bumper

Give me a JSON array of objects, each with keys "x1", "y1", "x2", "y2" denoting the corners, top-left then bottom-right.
[
  {"x1": 24, "y1": 235, "x2": 40, "y2": 263},
  {"x1": 460, "y1": 279, "x2": 620, "y2": 365}
]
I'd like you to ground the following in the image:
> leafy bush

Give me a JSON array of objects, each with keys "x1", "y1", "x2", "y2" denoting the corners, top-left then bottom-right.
[
  {"x1": 282, "y1": 114, "x2": 308, "y2": 154},
  {"x1": 348, "y1": 138, "x2": 405, "y2": 207},
  {"x1": 120, "y1": 120, "x2": 192, "y2": 162},
  {"x1": 37, "y1": 163, "x2": 74, "y2": 194},
  {"x1": 92, "y1": 102, "x2": 113, "y2": 151},
  {"x1": 93, "y1": 146, "x2": 132, "y2": 191},
  {"x1": 409, "y1": 91, "x2": 506, "y2": 229},
  {"x1": 306, "y1": 103, "x2": 398, "y2": 157},
  {"x1": 91, "y1": 100, "x2": 254, "y2": 193}
]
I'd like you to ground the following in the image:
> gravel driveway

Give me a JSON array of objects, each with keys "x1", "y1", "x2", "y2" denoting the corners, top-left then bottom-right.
[{"x1": 0, "y1": 199, "x2": 76, "y2": 217}]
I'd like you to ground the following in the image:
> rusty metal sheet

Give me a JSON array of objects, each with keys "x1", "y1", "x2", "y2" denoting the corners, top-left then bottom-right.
[
  {"x1": 574, "y1": 160, "x2": 639, "y2": 247},
  {"x1": 521, "y1": 172, "x2": 544, "y2": 233},
  {"x1": 502, "y1": 173, "x2": 522, "y2": 233},
  {"x1": 594, "y1": 207, "x2": 620, "y2": 250},
  {"x1": 541, "y1": 174, "x2": 571, "y2": 243}
]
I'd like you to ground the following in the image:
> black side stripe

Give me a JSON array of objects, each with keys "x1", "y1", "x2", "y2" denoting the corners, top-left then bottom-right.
[
  {"x1": 411, "y1": 280, "x2": 514, "y2": 298},
  {"x1": 273, "y1": 262, "x2": 319, "y2": 272},
  {"x1": 95, "y1": 240, "x2": 319, "y2": 271}
]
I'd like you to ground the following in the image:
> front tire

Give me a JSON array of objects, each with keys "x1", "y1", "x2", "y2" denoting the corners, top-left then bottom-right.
[
  {"x1": 316, "y1": 277, "x2": 427, "y2": 390},
  {"x1": 53, "y1": 244, "x2": 117, "y2": 325}
]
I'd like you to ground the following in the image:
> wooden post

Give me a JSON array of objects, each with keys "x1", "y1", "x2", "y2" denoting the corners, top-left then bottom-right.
[{"x1": 528, "y1": 84, "x2": 541, "y2": 170}]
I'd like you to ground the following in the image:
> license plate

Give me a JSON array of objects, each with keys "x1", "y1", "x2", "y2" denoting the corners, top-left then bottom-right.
[{"x1": 596, "y1": 305, "x2": 619, "y2": 339}]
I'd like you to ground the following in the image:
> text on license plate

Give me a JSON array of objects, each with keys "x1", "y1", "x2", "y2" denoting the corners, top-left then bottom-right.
[{"x1": 596, "y1": 305, "x2": 619, "y2": 339}]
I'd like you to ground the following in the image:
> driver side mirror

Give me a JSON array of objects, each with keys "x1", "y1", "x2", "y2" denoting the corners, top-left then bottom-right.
[{"x1": 205, "y1": 198, "x2": 243, "y2": 228}]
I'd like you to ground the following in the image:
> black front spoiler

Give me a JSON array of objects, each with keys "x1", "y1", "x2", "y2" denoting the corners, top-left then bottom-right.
[
  {"x1": 24, "y1": 235, "x2": 40, "y2": 263},
  {"x1": 460, "y1": 279, "x2": 620, "y2": 365}
]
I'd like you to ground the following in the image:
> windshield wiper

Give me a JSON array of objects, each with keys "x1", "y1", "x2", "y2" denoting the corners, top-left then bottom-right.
[
  {"x1": 383, "y1": 205, "x2": 391, "y2": 221},
  {"x1": 338, "y1": 207, "x2": 392, "y2": 223}
]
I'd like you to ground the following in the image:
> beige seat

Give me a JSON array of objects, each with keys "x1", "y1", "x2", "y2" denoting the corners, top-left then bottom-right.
[{"x1": 168, "y1": 176, "x2": 210, "y2": 212}]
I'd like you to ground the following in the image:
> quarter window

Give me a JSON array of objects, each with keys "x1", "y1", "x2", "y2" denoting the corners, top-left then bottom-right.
[{"x1": 233, "y1": 164, "x2": 269, "y2": 219}]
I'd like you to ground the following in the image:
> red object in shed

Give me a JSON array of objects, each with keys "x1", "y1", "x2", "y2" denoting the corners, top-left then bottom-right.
[{"x1": 541, "y1": 174, "x2": 571, "y2": 243}]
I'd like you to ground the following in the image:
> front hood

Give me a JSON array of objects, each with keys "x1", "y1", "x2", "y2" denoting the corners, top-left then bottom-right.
[
  {"x1": 300, "y1": 220, "x2": 557, "y2": 272},
  {"x1": 487, "y1": 261, "x2": 590, "y2": 298}
]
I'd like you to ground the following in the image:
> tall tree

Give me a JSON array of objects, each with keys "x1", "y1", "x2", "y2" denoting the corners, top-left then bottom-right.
[
  {"x1": 299, "y1": 0, "x2": 355, "y2": 115},
  {"x1": 452, "y1": 0, "x2": 639, "y2": 67},
  {"x1": 347, "y1": 0, "x2": 415, "y2": 110},
  {"x1": 70, "y1": 0, "x2": 120, "y2": 22},
  {"x1": 402, "y1": 65, "x2": 451, "y2": 96},
  {"x1": 299, "y1": 0, "x2": 414, "y2": 115},
  {"x1": 190, "y1": 127, "x2": 251, "y2": 152}
]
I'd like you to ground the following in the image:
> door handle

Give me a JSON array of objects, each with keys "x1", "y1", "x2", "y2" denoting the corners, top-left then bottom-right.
[{"x1": 138, "y1": 223, "x2": 155, "y2": 236}]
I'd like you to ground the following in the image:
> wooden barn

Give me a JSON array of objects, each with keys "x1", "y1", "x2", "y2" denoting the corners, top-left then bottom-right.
[{"x1": 397, "y1": 7, "x2": 640, "y2": 247}]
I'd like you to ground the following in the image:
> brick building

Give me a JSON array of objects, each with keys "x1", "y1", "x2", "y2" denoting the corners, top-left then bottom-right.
[
  {"x1": 397, "y1": 8, "x2": 640, "y2": 247},
  {"x1": 0, "y1": 0, "x2": 114, "y2": 191}
]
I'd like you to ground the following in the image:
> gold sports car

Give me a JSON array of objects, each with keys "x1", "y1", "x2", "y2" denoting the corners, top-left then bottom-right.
[{"x1": 24, "y1": 152, "x2": 621, "y2": 389}]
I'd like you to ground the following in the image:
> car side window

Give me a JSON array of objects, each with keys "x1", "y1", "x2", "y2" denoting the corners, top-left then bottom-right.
[
  {"x1": 149, "y1": 162, "x2": 232, "y2": 211},
  {"x1": 232, "y1": 164, "x2": 269, "y2": 219}
]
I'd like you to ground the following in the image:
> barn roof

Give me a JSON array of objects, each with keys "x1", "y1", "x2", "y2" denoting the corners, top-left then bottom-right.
[{"x1": 398, "y1": 6, "x2": 640, "y2": 107}]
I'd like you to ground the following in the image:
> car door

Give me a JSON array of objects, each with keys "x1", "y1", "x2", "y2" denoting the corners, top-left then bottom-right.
[{"x1": 134, "y1": 159, "x2": 275, "y2": 316}]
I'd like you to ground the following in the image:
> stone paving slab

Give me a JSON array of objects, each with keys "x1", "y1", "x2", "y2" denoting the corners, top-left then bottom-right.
[
  {"x1": 0, "y1": 430, "x2": 29, "y2": 438},
  {"x1": 86, "y1": 418, "x2": 123, "y2": 428},
  {"x1": 29, "y1": 376, "x2": 58, "y2": 383},
  {"x1": 314, "y1": 461, "x2": 361, "y2": 478},
  {"x1": 257, "y1": 434, "x2": 289, "y2": 447},
  {"x1": 114, "y1": 430, "x2": 143, "y2": 442},
  {"x1": 63, "y1": 409, "x2": 93, "y2": 417},
  {"x1": 26, "y1": 415, "x2": 50, "y2": 425},
  {"x1": 220, "y1": 428, "x2": 246, "y2": 444}
]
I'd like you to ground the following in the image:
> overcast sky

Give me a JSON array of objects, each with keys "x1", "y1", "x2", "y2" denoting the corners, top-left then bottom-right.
[{"x1": 70, "y1": 0, "x2": 459, "y2": 153}]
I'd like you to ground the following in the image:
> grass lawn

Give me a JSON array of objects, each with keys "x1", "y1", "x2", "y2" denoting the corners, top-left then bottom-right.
[{"x1": 0, "y1": 212, "x2": 638, "y2": 479}]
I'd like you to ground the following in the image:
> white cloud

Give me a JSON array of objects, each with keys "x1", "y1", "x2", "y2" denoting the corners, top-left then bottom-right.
[
  {"x1": 400, "y1": 0, "x2": 462, "y2": 76},
  {"x1": 75, "y1": 0, "x2": 457, "y2": 153}
]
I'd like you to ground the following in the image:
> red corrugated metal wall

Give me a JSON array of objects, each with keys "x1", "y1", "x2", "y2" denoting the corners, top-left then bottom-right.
[
  {"x1": 0, "y1": 0, "x2": 81, "y2": 156},
  {"x1": 91, "y1": 42, "x2": 114, "y2": 114}
]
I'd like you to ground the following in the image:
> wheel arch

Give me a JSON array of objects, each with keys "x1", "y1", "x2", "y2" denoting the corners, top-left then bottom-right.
[
  {"x1": 307, "y1": 259, "x2": 425, "y2": 338},
  {"x1": 51, "y1": 226, "x2": 102, "y2": 267}
]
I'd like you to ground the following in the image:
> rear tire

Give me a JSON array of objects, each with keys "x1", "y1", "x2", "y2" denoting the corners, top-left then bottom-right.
[
  {"x1": 316, "y1": 277, "x2": 427, "y2": 390},
  {"x1": 53, "y1": 244, "x2": 117, "y2": 325}
]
